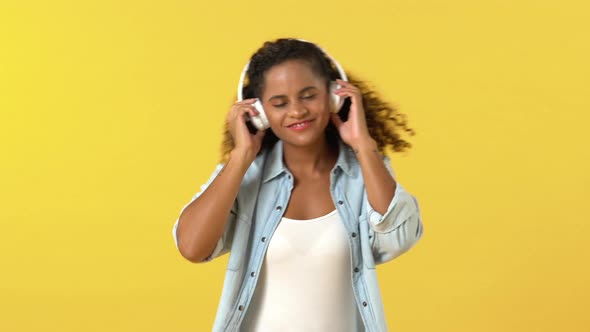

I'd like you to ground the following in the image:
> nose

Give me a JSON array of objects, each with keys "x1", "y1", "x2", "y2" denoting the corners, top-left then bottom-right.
[{"x1": 287, "y1": 100, "x2": 309, "y2": 119}]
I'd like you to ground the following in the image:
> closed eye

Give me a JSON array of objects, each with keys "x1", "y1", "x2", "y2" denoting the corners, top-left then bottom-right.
[{"x1": 272, "y1": 94, "x2": 316, "y2": 108}]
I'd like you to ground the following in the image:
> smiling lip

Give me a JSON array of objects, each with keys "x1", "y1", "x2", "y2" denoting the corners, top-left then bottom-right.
[{"x1": 287, "y1": 120, "x2": 313, "y2": 131}]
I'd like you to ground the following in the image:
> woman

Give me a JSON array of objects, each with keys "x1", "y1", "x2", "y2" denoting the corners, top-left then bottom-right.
[{"x1": 172, "y1": 38, "x2": 424, "y2": 332}]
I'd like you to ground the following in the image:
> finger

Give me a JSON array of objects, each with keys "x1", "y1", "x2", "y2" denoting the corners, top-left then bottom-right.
[
  {"x1": 334, "y1": 88, "x2": 352, "y2": 94},
  {"x1": 235, "y1": 111, "x2": 251, "y2": 131},
  {"x1": 335, "y1": 89, "x2": 362, "y2": 102},
  {"x1": 255, "y1": 128, "x2": 266, "y2": 138},
  {"x1": 237, "y1": 97, "x2": 257, "y2": 103},
  {"x1": 334, "y1": 89, "x2": 357, "y2": 97},
  {"x1": 241, "y1": 105, "x2": 259, "y2": 117},
  {"x1": 334, "y1": 86, "x2": 359, "y2": 93},
  {"x1": 331, "y1": 113, "x2": 344, "y2": 128},
  {"x1": 231, "y1": 105, "x2": 257, "y2": 119},
  {"x1": 335, "y1": 81, "x2": 360, "y2": 93},
  {"x1": 336, "y1": 79, "x2": 355, "y2": 88},
  {"x1": 334, "y1": 85, "x2": 357, "y2": 92},
  {"x1": 235, "y1": 98, "x2": 258, "y2": 105}
]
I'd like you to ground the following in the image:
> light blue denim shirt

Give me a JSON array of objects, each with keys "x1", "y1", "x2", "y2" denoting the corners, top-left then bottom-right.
[{"x1": 172, "y1": 138, "x2": 424, "y2": 332}]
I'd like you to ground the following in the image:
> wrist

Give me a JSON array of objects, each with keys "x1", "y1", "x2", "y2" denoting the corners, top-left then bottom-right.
[
  {"x1": 352, "y1": 136, "x2": 378, "y2": 154},
  {"x1": 230, "y1": 147, "x2": 257, "y2": 166}
]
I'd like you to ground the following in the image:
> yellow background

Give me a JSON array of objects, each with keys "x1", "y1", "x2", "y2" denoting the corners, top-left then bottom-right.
[{"x1": 1, "y1": 0, "x2": 589, "y2": 331}]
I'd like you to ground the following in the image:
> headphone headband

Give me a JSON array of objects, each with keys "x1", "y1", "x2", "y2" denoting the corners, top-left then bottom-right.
[{"x1": 237, "y1": 38, "x2": 348, "y2": 101}]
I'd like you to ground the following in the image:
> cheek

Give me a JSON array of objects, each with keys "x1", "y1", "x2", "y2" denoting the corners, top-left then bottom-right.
[
  {"x1": 316, "y1": 95, "x2": 332, "y2": 112},
  {"x1": 315, "y1": 98, "x2": 332, "y2": 116},
  {"x1": 264, "y1": 109, "x2": 283, "y2": 128}
]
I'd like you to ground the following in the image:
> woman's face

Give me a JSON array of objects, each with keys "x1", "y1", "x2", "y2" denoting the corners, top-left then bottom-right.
[{"x1": 260, "y1": 59, "x2": 332, "y2": 148}]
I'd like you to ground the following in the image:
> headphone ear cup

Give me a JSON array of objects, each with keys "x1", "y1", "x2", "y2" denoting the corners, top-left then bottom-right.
[
  {"x1": 329, "y1": 81, "x2": 344, "y2": 113},
  {"x1": 249, "y1": 99, "x2": 270, "y2": 130}
]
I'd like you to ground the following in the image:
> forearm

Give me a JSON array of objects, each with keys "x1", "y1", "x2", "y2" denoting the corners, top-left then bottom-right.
[
  {"x1": 354, "y1": 137, "x2": 396, "y2": 215},
  {"x1": 176, "y1": 149, "x2": 253, "y2": 262}
]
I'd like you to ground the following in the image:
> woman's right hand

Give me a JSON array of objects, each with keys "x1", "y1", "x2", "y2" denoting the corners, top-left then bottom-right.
[{"x1": 227, "y1": 98, "x2": 267, "y2": 162}]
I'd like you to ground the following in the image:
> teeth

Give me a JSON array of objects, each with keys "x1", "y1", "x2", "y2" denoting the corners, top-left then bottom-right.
[{"x1": 291, "y1": 122, "x2": 307, "y2": 127}]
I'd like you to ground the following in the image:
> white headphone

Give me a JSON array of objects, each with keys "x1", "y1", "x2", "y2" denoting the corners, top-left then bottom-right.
[{"x1": 237, "y1": 38, "x2": 348, "y2": 131}]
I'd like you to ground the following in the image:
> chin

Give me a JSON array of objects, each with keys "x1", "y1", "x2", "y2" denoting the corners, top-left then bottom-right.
[{"x1": 279, "y1": 131, "x2": 328, "y2": 148}]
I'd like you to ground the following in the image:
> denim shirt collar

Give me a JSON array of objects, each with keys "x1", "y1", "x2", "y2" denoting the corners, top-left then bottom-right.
[{"x1": 262, "y1": 138, "x2": 358, "y2": 183}]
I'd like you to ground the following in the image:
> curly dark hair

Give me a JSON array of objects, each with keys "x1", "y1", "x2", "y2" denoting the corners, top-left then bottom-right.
[{"x1": 220, "y1": 38, "x2": 415, "y2": 163}]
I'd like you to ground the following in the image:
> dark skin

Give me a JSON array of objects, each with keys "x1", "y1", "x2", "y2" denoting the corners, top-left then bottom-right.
[
  {"x1": 259, "y1": 59, "x2": 339, "y2": 219},
  {"x1": 282, "y1": 141, "x2": 338, "y2": 220},
  {"x1": 175, "y1": 59, "x2": 396, "y2": 262}
]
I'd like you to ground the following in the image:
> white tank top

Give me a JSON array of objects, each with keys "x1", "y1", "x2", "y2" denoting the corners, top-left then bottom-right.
[{"x1": 240, "y1": 209, "x2": 364, "y2": 332}]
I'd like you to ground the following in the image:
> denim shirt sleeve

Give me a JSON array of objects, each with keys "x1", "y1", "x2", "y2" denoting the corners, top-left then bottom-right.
[
  {"x1": 172, "y1": 163, "x2": 238, "y2": 263},
  {"x1": 364, "y1": 155, "x2": 424, "y2": 264}
]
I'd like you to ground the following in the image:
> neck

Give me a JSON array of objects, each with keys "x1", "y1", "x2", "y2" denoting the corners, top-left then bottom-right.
[{"x1": 282, "y1": 137, "x2": 338, "y2": 178}]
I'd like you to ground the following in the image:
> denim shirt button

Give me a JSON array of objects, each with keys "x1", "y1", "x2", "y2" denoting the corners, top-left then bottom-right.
[
  {"x1": 276, "y1": 206, "x2": 282, "y2": 211},
  {"x1": 362, "y1": 301, "x2": 367, "y2": 307},
  {"x1": 238, "y1": 305, "x2": 244, "y2": 311},
  {"x1": 261, "y1": 236, "x2": 266, "y2": 242},
  {"x1": 354, "y1": 267, "x2": 359, "y2": 272},
  {"x1": 338, "y1": 200, "x2": 343, "y2": 205},
  {"x1": 250, "y1": 271, "x2": 255, "y2": 277},
  {"x1": 351, "y1": 232, "x2": 357, "y2": 238}
]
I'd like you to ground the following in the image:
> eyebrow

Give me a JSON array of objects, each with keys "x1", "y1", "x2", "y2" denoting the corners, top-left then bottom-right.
[{"x1": 267, "y1": 86, "x2": 318, "y2": 102}]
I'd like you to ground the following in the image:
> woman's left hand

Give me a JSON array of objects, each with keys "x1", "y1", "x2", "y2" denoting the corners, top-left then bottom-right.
[{"x1": 330, "y1": 79, "x2": 374, "y2": 151}]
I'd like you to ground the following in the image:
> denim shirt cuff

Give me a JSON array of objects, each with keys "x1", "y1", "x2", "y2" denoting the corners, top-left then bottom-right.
[
  {"x1": 366, "y1": 180, "x2": 406, "y2": 233},
  {"x1": 203, "y1": 238, "x2": 224, "y2": 262}
]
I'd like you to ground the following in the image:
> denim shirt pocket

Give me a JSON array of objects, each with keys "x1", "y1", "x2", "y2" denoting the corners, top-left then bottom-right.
[{"x1": 358, "y1": 214, "x2": 376, "y2": 269}]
